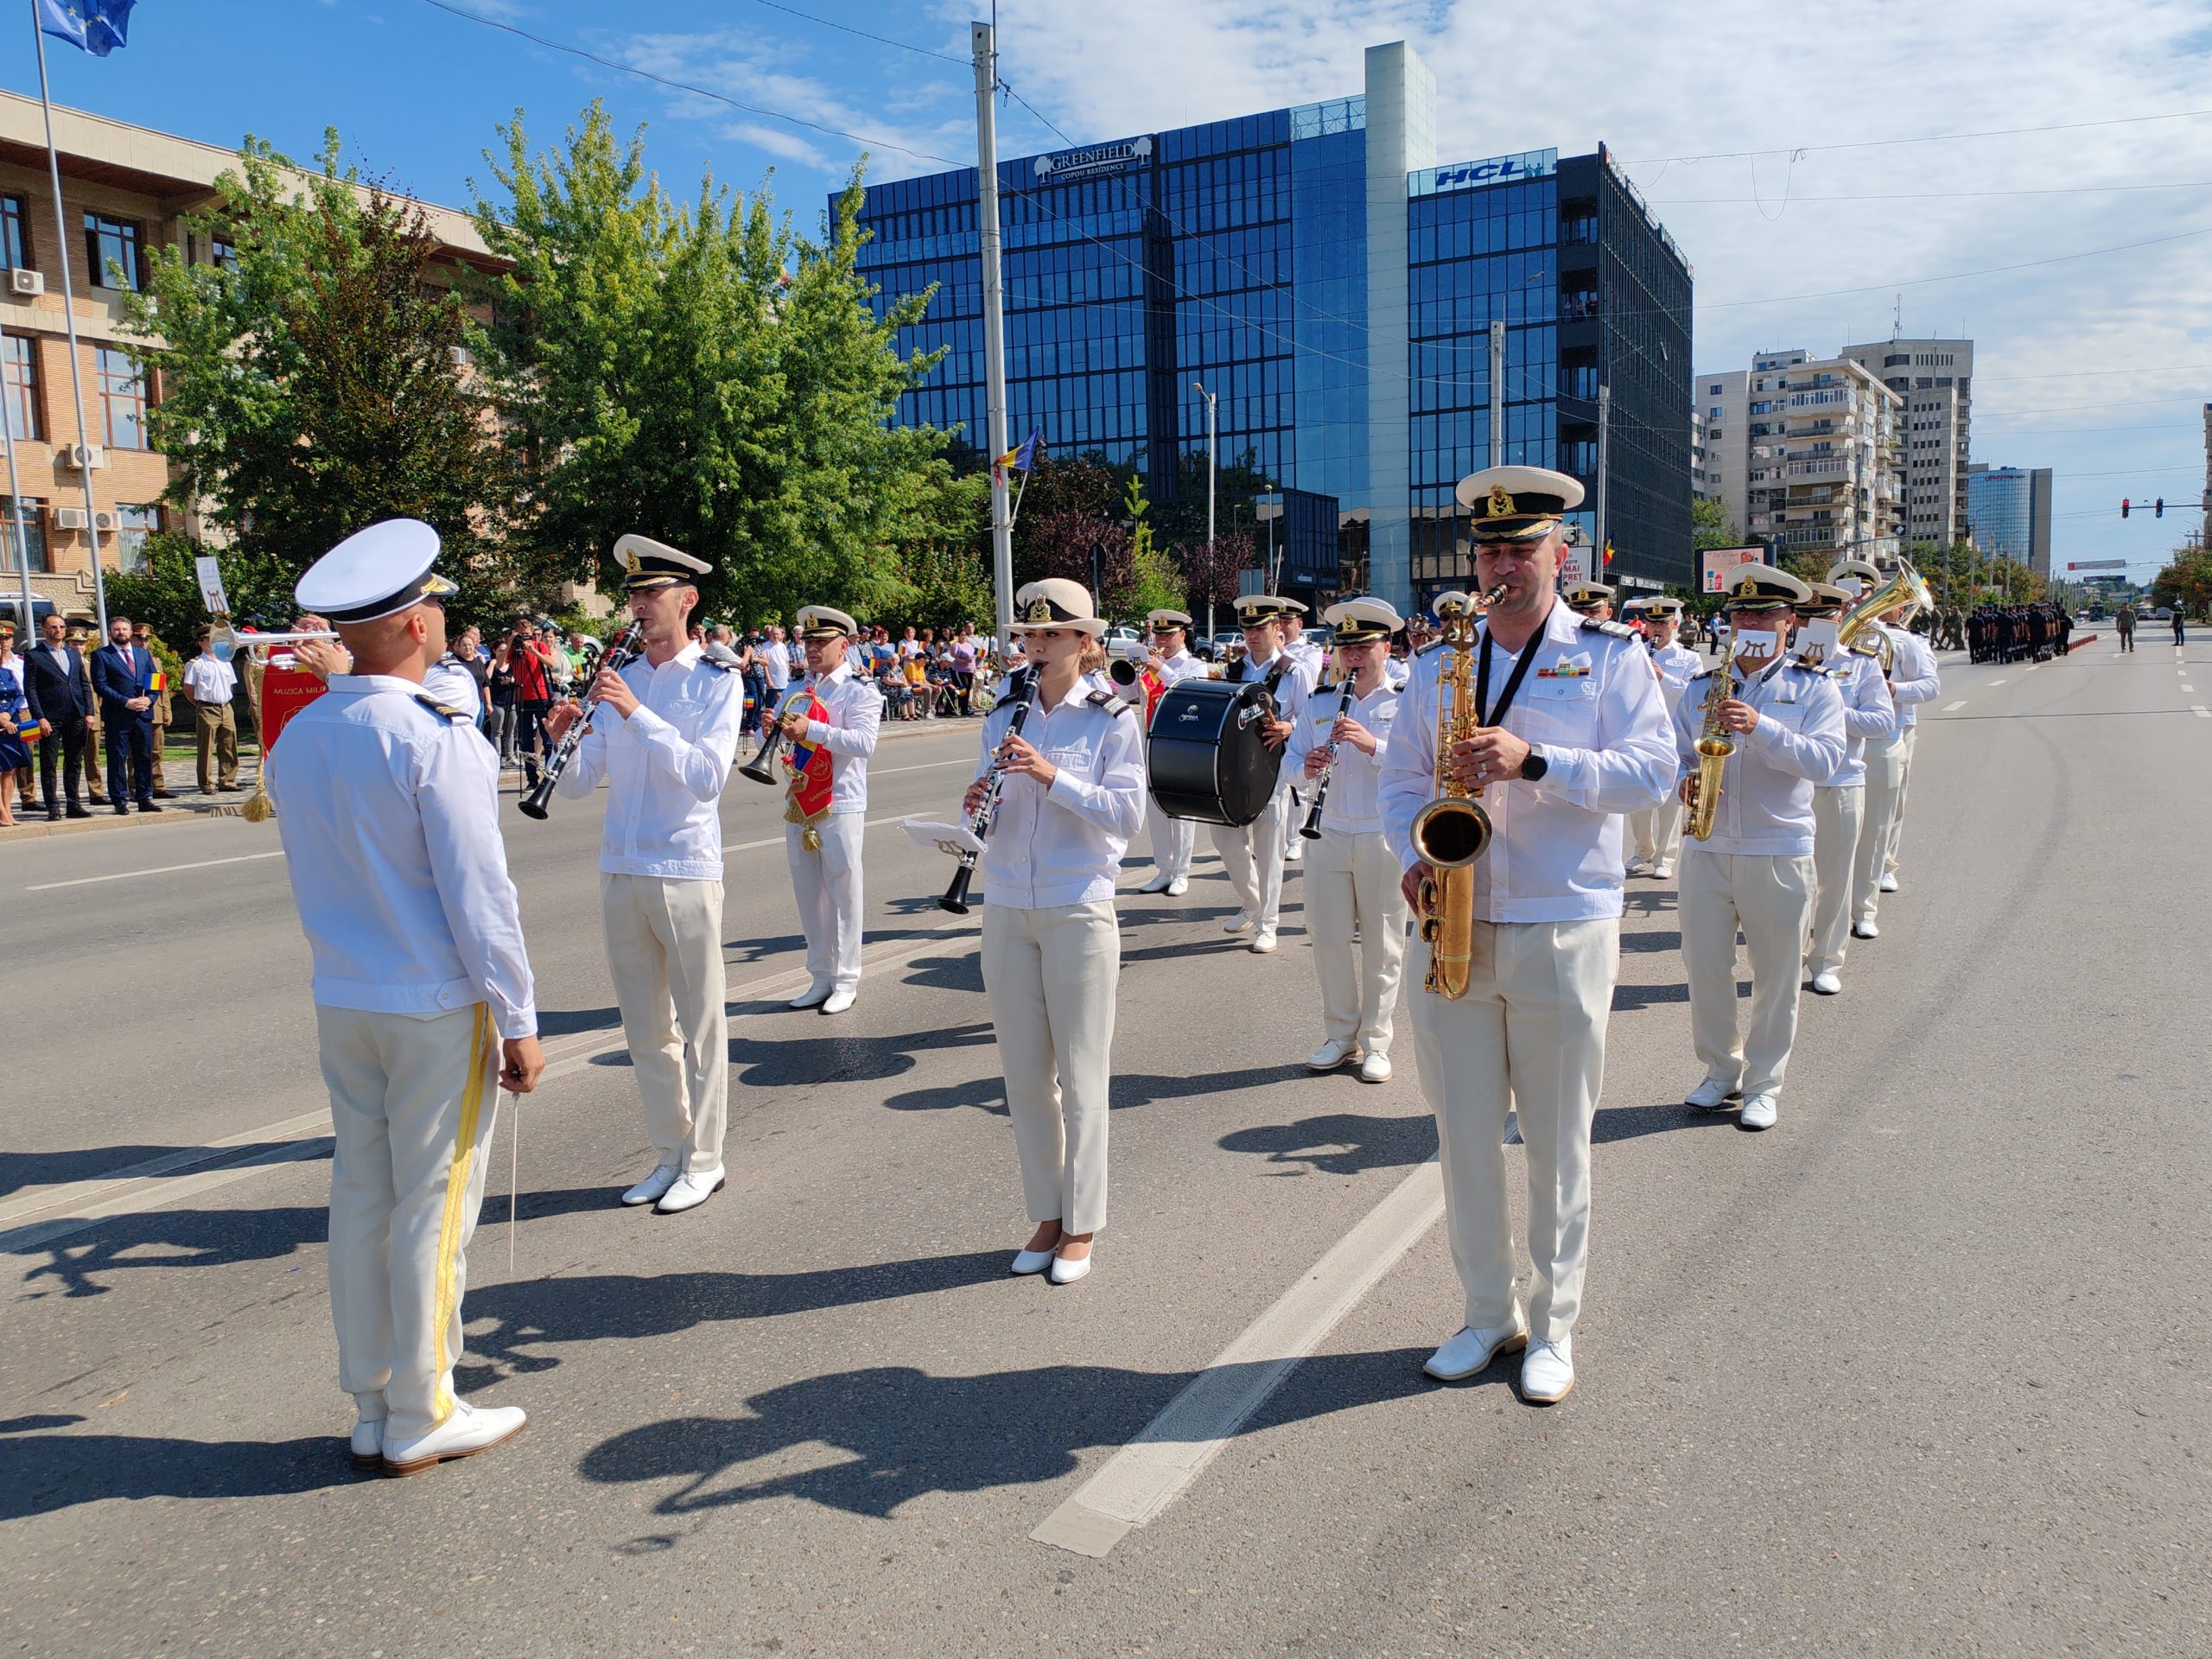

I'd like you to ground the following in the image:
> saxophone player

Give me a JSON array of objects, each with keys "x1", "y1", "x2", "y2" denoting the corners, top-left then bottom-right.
[
  {"x1": 1673, "y1": 570, "x2": 1847, "y2": 1132},
  {"x1": 1288, "y1": 597, "x2": 1410, "y2": 1084},
  {"x1": 1624, "y1": 597, "x2": 1704, "y2": 879},
  {"x1": 1796, "y1": 582, "x2": 1897, "y2": 997},
  {"x1": 1378, "y1": 467, "x2": 1675, "y2": 1403}
]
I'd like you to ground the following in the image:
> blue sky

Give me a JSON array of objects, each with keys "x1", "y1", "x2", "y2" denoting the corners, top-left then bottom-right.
[{"x1": 16, "y1": 0, "x2": 2212, "y2": 575}]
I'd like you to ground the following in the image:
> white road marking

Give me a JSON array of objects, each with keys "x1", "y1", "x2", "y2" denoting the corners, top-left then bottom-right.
[
  {"x1": 870, "y1": 756, "x2": 977, "y2": 778},
  {"x1": 25, "y1": 850, "x2": 286, "y2": 893},
  {"x1": 2194, "y1": 706, "x2": 2210, "y2": 720},
  {"x1": 2183, "y1": 685, "x2": 2196, "y2": 693},
  {"x1": 1032, "y1": 1160, "x2": 1446, "y2": 1558},
  {"x1": 722, "y1": 809, "x2": 944, "y2": 856},
  {"x1": 1943, "y1": 700, "x2": 1967, "y2": 711},
  {"x1": 1988, "y1": 678, "x2": 2006, "y2": 686}
]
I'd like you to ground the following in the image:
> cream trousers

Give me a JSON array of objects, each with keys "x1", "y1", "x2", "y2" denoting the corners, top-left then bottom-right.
[
  {"x1": 1305, "y1": 825, "x2": 1410, "y2": 1055},
  {"x1": 1806, "y1": 785, "x2": 1865, "y2": 978},
  {"x1": 320, "y1": 1002, "x2": 500, "y2": 1443},
  {"x1": 982, "y1": 899, "x2": 1119, "y2": 1236},
  {"x1": 601, "y1": 872, "x2": 728, "y2": 1173},
  {"x1": 1410, "y1": 916, "x2": 1618, "y2": 1344},
  {"x1": 1628, "y1": 794, "x2": 1685, "y2": 866},
  {"x1": 1681, "y1": 847, "x2": 1815, "y2": 1101},
  {"x1": 786, "y1": 811, "x2": 866, "y2": 992},
  {"x1": 1145, "y1": 796, "x2": 1196, "y2": 880},
  {"x1": 1855, "y1": 727, "x2": 1915, "y2": 921},
  {"x1": 1208, "y1": 778, "x2": 1291, "y2": 927}
]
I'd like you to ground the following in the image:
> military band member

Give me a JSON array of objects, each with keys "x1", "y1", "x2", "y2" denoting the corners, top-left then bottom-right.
[
  {"x1": 1794, "y1": 582, "x2": 1897, "y2": 996},
  {"x1": 1563, "y1": 581, "x2": 1616, "y2": 621},
  {"x1": 1674, "y1": 570, "x2": 1847, "y2": 1132},
  {"x1": 1279, "y1": 600, "x2": 1322, "y2": 862},
  {"x1": 1290, "y1": 596, "x2": 1409, "y2": 1084},
  {"x1": 1624, "y1": 596, "x2": 1703, "y2": 878},
  {"x1": 269, "y1": 519, "x2": 543, "y2": 1476},
  {"x1": 545, "y1": 536, "x2": 746, "y2": 1214},
  {"x1": 969, "y1": 580, "x2": 1147, "y2": 1285},
  {"x1": 1211, "y1": 594, "x2": 1316, "y2": 953},
  {"x1": 1379, "y1": 466, "x2": 1675, "y2": 1403},
  {"x1": 1830, "y1": 560, "x2": 1941, "y2": 938},
  {"x1": 780, "y1": 605, "x2": 881, "y2": 1014},
  {"x1": 1136, "y1": 608, "x2": 1207, "y2": 896}
]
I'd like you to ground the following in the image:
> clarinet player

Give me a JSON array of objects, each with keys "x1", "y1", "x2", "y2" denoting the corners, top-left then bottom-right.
[{"x1": 964, "y1": 580, "x2": 1145, "y2": 1285}]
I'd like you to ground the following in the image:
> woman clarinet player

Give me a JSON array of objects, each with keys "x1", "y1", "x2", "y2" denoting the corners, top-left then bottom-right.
[{"x1": 962, "y1": 578, "x2": 1146, "y2": 1285}]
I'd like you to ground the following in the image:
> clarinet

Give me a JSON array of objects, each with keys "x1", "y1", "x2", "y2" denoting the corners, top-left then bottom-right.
[
  {"x1": 938, "y1": 667, "x2": 1040, "y2": 915},
  {"x1": 1300, "y1": 671, "x2": 1359, "y2": 839},
  {"x1": 517, "y1": 620, "x2": 646, "y2": 821}
]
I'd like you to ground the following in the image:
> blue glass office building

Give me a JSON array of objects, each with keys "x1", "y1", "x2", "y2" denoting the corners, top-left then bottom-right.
[{"x1": 848, "y1": 43, "x2": 1693, "y2": 609}]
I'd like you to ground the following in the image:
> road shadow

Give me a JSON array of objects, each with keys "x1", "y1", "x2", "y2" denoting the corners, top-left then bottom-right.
[
  {"x1": 0, "y1": 1416, "x2": 354, "y2": 1521},
  {"x1": 0, "y1": 1144, "x2": 286, "y2": 1202},
  {"x1": 1619, "y1": 929, "x2": 1682, "y2": 954},
  {"x1": 728, "y1": 1022, "x2": 994, "y2": 1090},
  {"x1": 880, "y1": 1061, "x2": 1311, "y2": 1118},
  {"x1": 577, "y1": 1350, "x2": 1441, "y2": 1528},
  {"x1": 454, "y1": 1251, "x2": 1007, "y2": 1389},
  {"x1": 1592, "y1": 1101, "x2": 1745, "y2": 1143},
  {"x1": 1217, "y1": 1109, "x2": 1437, "y2": 1176},
  {"x1": 536, "y1": 1005, "x2": 620, "y2": 1039},
  {"x1": 899, "y1": 950, "x2": 984, "y2": 995}
]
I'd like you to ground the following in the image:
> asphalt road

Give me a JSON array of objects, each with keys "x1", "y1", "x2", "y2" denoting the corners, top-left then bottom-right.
[{"x1": 3, "y1": 634, "x2": 2208, "y2": 1657}]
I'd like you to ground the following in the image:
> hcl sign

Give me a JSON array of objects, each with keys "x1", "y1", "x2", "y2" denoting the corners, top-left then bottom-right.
[{"x1": 1416, "y1": 149, "x2": 1558, "y2": 194}]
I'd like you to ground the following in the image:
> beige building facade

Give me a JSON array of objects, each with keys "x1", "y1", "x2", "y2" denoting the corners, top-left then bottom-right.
[
  {"x1": 1697, "y1": 351, "x2": 1902, "y2": 565},
  {"x1": 1835, "y1": 336, "x2": 1973, "y2": 549}
]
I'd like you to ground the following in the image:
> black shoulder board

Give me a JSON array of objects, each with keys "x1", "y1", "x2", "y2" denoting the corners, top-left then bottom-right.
[
  {"x1": 1689, "y1": 667, "x2": 1717, "y2": 682},
  {"x1": 413, "y1": 694, "x2": 468, "y2": 722},
  {"x1": 1580, "y1": 618, "x2": 1638, "y2": 639},
  {"x1": 697, "y1": 656, "x2": 734, "y2": 673},
  {"x1": 1786, "y1": 658, "x2": 1822, "y2": 674},
  {"x1": 1084, "y1": 688, "x2": 1134, "y2": 715}
]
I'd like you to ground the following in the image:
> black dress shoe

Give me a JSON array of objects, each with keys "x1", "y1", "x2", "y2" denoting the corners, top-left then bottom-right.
[
  {"x1": 153, "y1": 789, "x2": 176, "y2": 799},
  {"x1": 47, "y1": 806, "x2": 60, "y2": 822},
  {"x1": 65, "y1": 803, "x2": 90, "y2": 819},
  {"x1": 138, "y1": 800, "x2": 162, "y2": 813},
  {"x1": 112, "y1": 804, "x2": 130, "y2": 817}
]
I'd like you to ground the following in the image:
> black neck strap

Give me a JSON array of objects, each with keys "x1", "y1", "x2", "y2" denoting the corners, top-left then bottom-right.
[{"x1": 1474, "y1": 626, "x2": 1542, "y2": 729}]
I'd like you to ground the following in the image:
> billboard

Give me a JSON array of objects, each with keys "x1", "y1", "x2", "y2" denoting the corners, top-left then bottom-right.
[
  {"x1": 2065, "y1": 560, "x2": 2126, "y2": 572},
  {"x1": 1700, "y1": 544, "x2": 1771, "y2": 594}
]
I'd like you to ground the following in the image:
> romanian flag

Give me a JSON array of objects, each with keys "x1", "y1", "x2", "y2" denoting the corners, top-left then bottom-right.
[
  {"x1": 1603, "y1": 543, "x2": 1616, "y2": 567},
  {"x1": 995, "y1": 429, "x2": 1041, "y2": 474},
  {"x1": 148, "y1": 666, "x2": 167, "y2": 692}
]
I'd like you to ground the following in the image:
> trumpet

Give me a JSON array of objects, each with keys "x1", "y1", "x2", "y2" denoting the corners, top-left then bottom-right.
[
  {"x1": 939, "y1": 667, "x2": 1040, "y2": 914},
  {"x1": 518, "y1": 620, "x2": 645, "y2": 821},
  {"x1": 1408, "y1": 582, "x2": 1510, "y2": 999}
]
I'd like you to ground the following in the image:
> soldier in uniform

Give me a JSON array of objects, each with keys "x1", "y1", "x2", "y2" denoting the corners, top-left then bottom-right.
[
  {"x1": 1135, "y1": 607, "x2": 1207, "y2": 896},
  {"x1": 1832, "y1": 560, "x2": 1940, "y2": 937},
  {"x1": 1674, "y1": 569, "x2": 1847, "y2": 1131},
  {"x1": 1210, "y1": 594, "x2": 1316, "y2": 954},
  {"x1": 67, "y1": 623, "x2": 107, "y2": 804},
  {"x1": 1624, "y1": 596, "x2": 1703, "y2": 878},
  {"x1": 1278, "y1": 601, "x2": 1323, "y2": 863},
  {"x1": 1794, "y1": 583, "x2": 1897, "y2": 997},
  {"x1": 779, "y1": 605, "x2": 881, "y2": 1014},
  {"x1": 545, "y1": 536, "x2": 747, "y2": 1215},
  {"x1": 268, "y1": 518, "x2": 543, "y2": 1475},
  {"x1": 1563, "y1": 582, "x2": 1616, "y2": 621},
  {"x1": 1380, "y1": 465, "x2": 1675, "y2": 1403},
  {"x1": 1290, "y1": 596, "x2": 1410, "y2": 1084}
]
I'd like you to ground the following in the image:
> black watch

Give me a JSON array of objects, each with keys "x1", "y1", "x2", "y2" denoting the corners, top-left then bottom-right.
[{"x1": 1518, "y1": 745, "x2": 1549, "y2": 782}]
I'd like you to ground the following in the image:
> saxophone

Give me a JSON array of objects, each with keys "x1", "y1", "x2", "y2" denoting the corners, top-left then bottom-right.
[
  {"x1": 1409, "y1": 584, "x2": 1510, "y2": 999},
  {"x1": 1683, "y1": 659, "x2": 1738, "y2": 842}
]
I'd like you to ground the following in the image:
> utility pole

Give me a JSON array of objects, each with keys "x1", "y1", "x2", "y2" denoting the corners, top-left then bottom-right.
[
  {"x1": 971, "y1": 21, "x2": 1014, "y2": 650},
  {"x1": 1194, "y1": 380, "x2": 1217, "y2": 639},
  {"x1": 1487, "y1": 318, "x2": 1504, "y2": 468},
  {"x1": 1594, "y1": 382, "x2": 1611, "y2": 571}
]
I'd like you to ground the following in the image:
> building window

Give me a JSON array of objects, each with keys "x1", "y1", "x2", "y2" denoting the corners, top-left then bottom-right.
[
  {"x1": 83, "y1": 212, "x2": 142, "y2": 290},
  {"x1": 2, "y1": 194, "x2": 29, "y2": 270},
  {"x1": 115, "y1": 503, "x2": 158, "y2": 571},
  {"x1": 97, "y1": 346, "x2": 149, "y2": 449},
  {"x1": 0, "y1": 497, "x2": 46, "y2": 574},
  {"x1": 209, "y1": 233, "x2": 236, "y2": 270},
  {"x1": 2, "y1": 334, "x2": 37, "y2": 441}
]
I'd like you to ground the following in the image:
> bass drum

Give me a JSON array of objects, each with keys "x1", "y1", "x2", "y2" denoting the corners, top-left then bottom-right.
[{"x1": 1147, "y1": 677, "x2": 1283, "y2": 827}]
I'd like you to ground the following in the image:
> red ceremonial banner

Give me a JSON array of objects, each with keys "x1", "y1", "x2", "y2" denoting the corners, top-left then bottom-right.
[{"x1": 260, "y1": 664, "x2": 327, "y2": 752}]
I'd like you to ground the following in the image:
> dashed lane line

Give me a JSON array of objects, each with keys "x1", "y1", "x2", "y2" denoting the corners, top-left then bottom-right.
[
  {"x1": 26, "y1": 850, "x2": 286, "y2": 892},
  {"x1": 1943, "y1": 700, "x2": 1967, "y2": 711},
  {"x1": 1988, "y1": 678, "x2": 2007, "y2": 686},
  {"x1": 2195, "y1": 706, "x2": 2210, "y2": 719}
]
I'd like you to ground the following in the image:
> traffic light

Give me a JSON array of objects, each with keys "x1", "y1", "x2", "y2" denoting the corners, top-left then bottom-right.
[
  {"x1": 2121, "y1": 499, "x2": 2131, "y2": 518},
  {"x1": 2156, "y1": 498, "x2": 2164, "y2": 518}
]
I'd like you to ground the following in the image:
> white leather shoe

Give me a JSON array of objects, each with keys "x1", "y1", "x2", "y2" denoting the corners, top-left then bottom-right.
[
  {"x1": 819, "y1": 987, "x2": 856, "y2": 1016},
  {"x1": 1010, "y1": 1247, "x2": 1054, "y2": 1275},
  {"x1": 1165, "y1": 876, "x2": 1189, "y2": 897},
  {"x1": 1422, "y1": 1318, "x2": 1529, "y2": 1381},
  {"x1": 1250, "y1": 927, "x2": 1278, "y2": 954},
  {"x1": 1738, "y1": 1093, "x2": 1778, "y2": 1131},
  {"x1": 1358, "y1": 1052, "x2": 1393, "y2": 1084},
  {"x1": 1221, "y1": 909, "x2": 1252, "y2": 935},
  {"x1": 1283, "y1": 842, "x2": 1302, "y2": 862},
  {"x1": 1852, "y1": 918, "x2": 1879, "y2": 940},
  {"x1": 620, "y1": 1164, "x2": 681, "y2": 1206},
  {"x1": 1520, "y1": 1337, "x2": 1574, "y2": 1403},
  {"x1": 349, "y1": 1397, "x2": 385, "y2": 1470},
  {"x1": 1652, "y1": 859, "x2": 1675, "y2": 879},
  {"x1": 789, "y1": 982, "x2": 831, "y2": 1010},
  {"x1": 1810, "y1": 969, "x2": 1842, "y2": 995},
  {"x1": 1684, "y1": 1077, "x2": 1741, "y2": 1110},
  {"x1": 1047, "y1": 1250, "x2": 1092, "y2": 1285},
  {"x1": 1139, "y1": 872, "x2": 1173, "y2": 893},
  {"x1": 1879, "y1": 872, "x2": 1900, "y2": 893},
  {"x1": 380, "y1": 1398, "x2": 528, "y2": 1477},
  {"x1": 1624, "y1": 855, "x2": 1653, "y2": 878},
  {"x1": 655, "y1": 1166, "x2": 725, "y2": 1213},
  {"x1": 1306, "y1": 1038, "x2": 1360, "y2": 1071}
]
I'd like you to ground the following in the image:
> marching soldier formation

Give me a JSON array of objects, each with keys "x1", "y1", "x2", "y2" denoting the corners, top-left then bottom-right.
[{"x1": 263, "y1": 473, "x2": 1958, "y2": 1474}]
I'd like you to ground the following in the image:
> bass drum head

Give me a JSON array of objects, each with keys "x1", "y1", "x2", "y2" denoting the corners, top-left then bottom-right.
[{"x1": 1146, "y1": 679, "x2": 1281, "y2": 827}]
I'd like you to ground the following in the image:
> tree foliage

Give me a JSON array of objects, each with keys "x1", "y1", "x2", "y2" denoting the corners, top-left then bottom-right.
[
  {"x1": 470, "y1": 104, "x2": 964, "y2": 626},
  {"x1": 1691, "y1": 494, "x2": 1741, "y2": 553},
  {"x1": 118, "y1": 134, "x2": 517, "y2": 613},
  {"x1": 1177, "y1": 530, "x2": 1256, "y2": 619},
  {"x1": 2150, "y1": 544, "x2": 2212, "y2": 617}
]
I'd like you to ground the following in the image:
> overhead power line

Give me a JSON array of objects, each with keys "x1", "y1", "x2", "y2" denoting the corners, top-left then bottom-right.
[{"x1": 745, "y1": 0, "x2": 966, "y2": 64}]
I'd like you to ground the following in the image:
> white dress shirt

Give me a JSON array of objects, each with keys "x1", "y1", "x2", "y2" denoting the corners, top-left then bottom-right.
[
  {"x1": 1649, "y1": 639, "x2": 1705, "y2": 712},
  {"x1": 976, "y1": 671, "x2": 1147, "y2": 908},
  {"x1": 1154, "y1": 646, "x2": 1208, "y2": 690},
  {"x1": 423, "y1": 657, "x2": 482, "y2": 721},
  {"x1": 1669, "y1": 656, "x2": 1848, "y2": 856},
  {"x1": 796, "y1": 663, "x2": 882, "y2": 813},
  {"x1": 1806, "y1": 649, "x2": 1897, "y2": 789},
  {"x1": 181, "y1": 652, "x2": 238, "y2": 704},
  {"x1": 1881, "y1": 624, "x2": 1941, "y2": 728},
  {"x1": 1287, "y1": 677, "x2": 1401, "y2": 835},
  {"x1": 556, "y1": 642, "x2": 747, "y2": 880},
  {"x1": 1379, "y1": 601, "x2": 1676, "y2": 924},
  {"x1": 267, "y1": 675, "x2": 536, "y2": 1038},
  {"x1": 1228, "y1": 646, "x2": 1316, "y2": 732}
]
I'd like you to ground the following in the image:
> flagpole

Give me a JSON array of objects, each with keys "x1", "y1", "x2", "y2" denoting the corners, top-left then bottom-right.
[
  {"x1": 31, "y1": 0, "x2": 111, "y2": 635},
  {"x1": 1, "y1": 313, "x2": 40, "y2": 635}
]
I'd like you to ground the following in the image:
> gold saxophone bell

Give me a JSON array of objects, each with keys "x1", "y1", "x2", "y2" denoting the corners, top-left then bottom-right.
[
  {"x1": 1409, "y1": 582, "x2": 1509, "y2": 999},
  {"x1": 1685, "y1": 661, "x2": 1738, "y2": 842}
]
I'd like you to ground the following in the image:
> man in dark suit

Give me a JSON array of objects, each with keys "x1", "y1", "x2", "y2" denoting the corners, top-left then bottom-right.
[
  {"x1": 21, "y1": 612, "x2": 93, "y2": 821},
  {"x1": 91, "y1": 613, "x2": 159, "y2": 815}
]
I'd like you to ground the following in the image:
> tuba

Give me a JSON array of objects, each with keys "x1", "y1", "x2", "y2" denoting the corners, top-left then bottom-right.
[
  {"x1": 1836, "y1": 561, "x2": 1933, "y2": 670},
  {"x1": 1408, "y1": 584, "x2": 1509, "y2": 1000}
]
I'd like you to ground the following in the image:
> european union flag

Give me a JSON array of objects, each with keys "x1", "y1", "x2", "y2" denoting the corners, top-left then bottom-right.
[{"x1": 38, "y1": 0, "x2": 136, "y2": 57}]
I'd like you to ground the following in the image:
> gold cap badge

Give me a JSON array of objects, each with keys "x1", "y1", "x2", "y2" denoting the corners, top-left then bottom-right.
[
  {"x1": 1486, "y1": 485, "x2": 1515, "y2": 520},
  {"x1": 1020, "y1": 595, "x2": 1052, "y2": 624}
]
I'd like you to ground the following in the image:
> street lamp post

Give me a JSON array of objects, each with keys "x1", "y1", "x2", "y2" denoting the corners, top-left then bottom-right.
[{"x1": 1192, "y1": 380, "x2": 1217, "y2": 641}]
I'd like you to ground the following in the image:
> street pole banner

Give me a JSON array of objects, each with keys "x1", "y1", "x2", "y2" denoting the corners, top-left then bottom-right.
[{"x1": 1701, "y1": 545, "x2": 1770, "y2": 593}]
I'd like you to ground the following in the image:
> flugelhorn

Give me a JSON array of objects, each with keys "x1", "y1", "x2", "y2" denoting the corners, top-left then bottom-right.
[{"x1": 739, "y1": 684, "x2": 812, "y2": 786}]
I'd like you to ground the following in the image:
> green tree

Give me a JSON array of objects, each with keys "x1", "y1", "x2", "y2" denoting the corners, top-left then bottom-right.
[
  {"x1": 1120, "y1": 474, "x2": 1185, "y2": 621},
  {"x1": 118, "y1": 133, "x2": 518, "y2": 615},
  {"x1": 2150, "y1": 544, "x2": 2212, "y2": 617},
  {"x1": 471, "y1": 105, "x2": 963, "y2": 627},
  {"x1": 103, "y1": 531, "x2": 300, "y2": 649},
  {"x1": 1691, "y1": 494, "x2": 1741, "y2": 552}
]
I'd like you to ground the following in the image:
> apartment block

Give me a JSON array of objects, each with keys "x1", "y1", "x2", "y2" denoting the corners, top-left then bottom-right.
[
  {"x1": 1835, "y1": 335, "x2": 1973, "y2": 548},
  {"x1": 1696, "y1": 351, "x2": 1901, "y2": 564}
]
